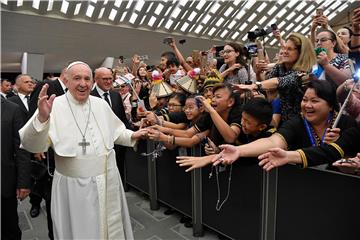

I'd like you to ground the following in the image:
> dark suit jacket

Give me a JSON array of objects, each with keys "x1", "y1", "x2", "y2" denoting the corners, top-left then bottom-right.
[
  {"x1": 91, "y1": 88, "x2": 130, "y2": 129},
  {"x1": 29, "y1": 78, "x2": 65, "y2": 116},
  {"x1": 7, "y1": 95, "x2": 31, "y2": 123},
  {"x1": 1, "y1": 98, "x2": 31, "y2": 197}
]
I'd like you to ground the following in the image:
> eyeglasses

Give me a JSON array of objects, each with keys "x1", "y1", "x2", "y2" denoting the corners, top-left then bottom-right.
[
  {"x1": 315, "y1": 37, "x2": 333, "y2": 43},
  {"x1": 183, "y1": 106, "x2": 198, "y2": 111},
  {"x1": 168, "y1": 104, "x2": 182, "y2": 108},
  {"x1": 220, "y1": 49, "x2": 235, "y2": 56}
]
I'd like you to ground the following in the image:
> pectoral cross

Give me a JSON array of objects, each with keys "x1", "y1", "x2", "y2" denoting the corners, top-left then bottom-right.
[{"x1": 79, "y1": 137, "x2": 90, "y2": 155}]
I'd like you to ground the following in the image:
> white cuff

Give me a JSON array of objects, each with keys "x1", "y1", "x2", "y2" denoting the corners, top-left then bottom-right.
[{"x1": 33, "y1": 115, "x2": 50, "y2": 132}]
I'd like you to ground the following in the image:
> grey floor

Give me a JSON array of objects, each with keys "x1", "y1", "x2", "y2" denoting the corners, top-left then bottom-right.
[{"x1": 18, "y1": 189, "x2": 219, "y2": 240}]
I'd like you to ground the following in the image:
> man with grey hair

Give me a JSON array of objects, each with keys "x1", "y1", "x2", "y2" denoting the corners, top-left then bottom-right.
[{"x1": 19, "y1": 61, "x2": 148, "y2": 239}]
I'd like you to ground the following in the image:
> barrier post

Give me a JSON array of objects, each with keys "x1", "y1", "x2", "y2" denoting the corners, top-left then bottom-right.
[
  {"x1": 147, "y1": 140, "x2": 159, "y2": 210},
  {"x1": 260, "y1": 168, "x2": 278, "y2": 240},
  {"x1": 191, "y1": 145, "x2": 204, "y2": 237}
]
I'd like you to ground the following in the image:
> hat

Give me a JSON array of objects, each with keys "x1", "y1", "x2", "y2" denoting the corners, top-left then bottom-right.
[
  {"x1": 150, "y1": 70, "x2": 173, "y2": 98},
  {"x1": 203, "y1": 69, "x2": 223, "y2": 89},
  {"x1": 175, "y1": 68, "x2": 200, "y2": 94}
]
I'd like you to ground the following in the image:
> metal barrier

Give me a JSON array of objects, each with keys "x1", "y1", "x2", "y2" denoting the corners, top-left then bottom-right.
[{"x1": 124, "y1": 141, "x2": 360, "y2": 240}]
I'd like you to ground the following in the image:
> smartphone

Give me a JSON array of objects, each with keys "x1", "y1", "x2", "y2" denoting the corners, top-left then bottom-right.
[
  {"x1": 271, "y1": 23, "x2": 278, "y2": 31},
  {"x1": 316, "y1": 8, "x2": 324, "y2": 16},
  {"x1": 163, "y1": 37, "x2": 173, "y2": 44}
]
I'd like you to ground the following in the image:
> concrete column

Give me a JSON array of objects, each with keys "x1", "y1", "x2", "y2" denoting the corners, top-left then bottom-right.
[{"x1": 21, "y1": 52, "x2": 44, "y2": 81}]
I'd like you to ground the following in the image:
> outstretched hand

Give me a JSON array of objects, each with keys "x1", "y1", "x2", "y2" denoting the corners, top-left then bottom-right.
[
  {"x1": 258, "y1": 148, "x2": 290, "y2": 171},
  {"x1": 212, "y1": 144, "x2": 240, "y2": 166},
  {"x1": 37, "y1": 84, "x2": 56, "y2": 123},
  {"x1": 176, "y1": 155, "x2": 213, "y2": 172}
]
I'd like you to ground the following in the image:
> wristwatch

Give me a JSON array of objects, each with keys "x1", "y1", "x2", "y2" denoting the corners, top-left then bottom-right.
[{"x1": 255, "y1": 81, "x2": 263, "y2": 91}]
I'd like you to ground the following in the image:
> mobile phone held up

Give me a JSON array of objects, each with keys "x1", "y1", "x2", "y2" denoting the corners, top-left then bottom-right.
[{"x1": 163, "y1": 37, "x2": 173, "y2": 45}]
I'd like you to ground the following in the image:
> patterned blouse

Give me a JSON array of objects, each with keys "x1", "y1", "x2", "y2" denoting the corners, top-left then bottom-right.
[
  {"x1": 219, "y1": 64, "x2": 256, "y2": 85},
  {"x1": 266, "y1": 64, "x2": 306, "y2": 123}
]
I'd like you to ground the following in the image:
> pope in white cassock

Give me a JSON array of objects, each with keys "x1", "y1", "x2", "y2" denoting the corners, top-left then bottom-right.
[{"x1": 19, "y1": 61, "x2": 148, "y2": 239}]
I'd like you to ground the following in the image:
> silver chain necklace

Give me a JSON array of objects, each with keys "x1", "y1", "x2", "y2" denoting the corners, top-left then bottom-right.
[
  {"x1": 65, "y1": 94, "x2": 92, "y2": 154},
  {"x1": 209, "y1": 164, "x2": 233, "y2": 211}
]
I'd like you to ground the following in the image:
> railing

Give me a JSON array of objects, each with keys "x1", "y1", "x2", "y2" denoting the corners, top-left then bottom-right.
[{"x1": 123, "y1": 141, "x2": 360, "y2": 240}]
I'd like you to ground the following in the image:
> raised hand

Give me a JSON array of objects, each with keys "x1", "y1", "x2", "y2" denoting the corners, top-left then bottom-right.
[
  {"x1": 258, "y1": 148, "x2": 290, "y2": 171},
  {"x1": 131, "y1": 128, "x2": 149, "y2": 140},
  {"x1": 324, "y1": 128, "x2": 340, "y2": 144},
  {"x1": 195, "y1": 96, "x2": 213, "y2": 113},
  {"x1": 37, "y1": 84, "x2": 56, "y2": 123}
]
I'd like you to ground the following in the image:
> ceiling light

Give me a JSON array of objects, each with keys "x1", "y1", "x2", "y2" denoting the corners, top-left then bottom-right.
[
  {"x1": 171, "y1": 7, "x2": 181, "y2": 18},
  {"x1": 120, "y1": 11, "x2": 127, "y2": 22},
  {"x1": 293, "y1": 25, "x2": 303, "y2": 32},
  {"x1": 287, "y1": 1, "x2": 298, "y2": 8},
  {"x1": 247, "y1": 13, "x2": 257, "y2": 22},
  {"x1": 195, "y1": 25, "x2": 203, "y2": 34},
  {"x1": 126, "y1": 0, "x2": 133, "y2": 9},
  {"x1": 233, "y1": 0, "x2": 241, "y2": 6},
  {"x1": 179, "y1": 0, "x2": 187, "y2": 6},
  {"x1": 148, "y1": 16, "x2": 156, "y2": 27},
  {"x1": 295, "y1": 1, "x2": 306, "y2": 11},
  {"x1": 304, "y1": 5, "x2": 315, "y2": 14},
  {"x1": 104, "y1": 0, "x2": 108, "y2": 5},
  {"x1": 98, "y1": 7, "x2": 105, "y2": 19},
  {"x1": 216, "y1": 18, "x2": 224, "y2": 27},
  {"x1": 208, "y1": 27, "x2": 217, "y2": 36},
  {"x1": 210, "y1": 2, "x2": 220, "y2": 13},
  {"x1": 336, "y1": 3, "x2": 348, "y2": 13},
  {"x1": 228, "y1": 20, "x2": 237, "y2": 29},
  {"x1": 268, "y1": 6, "x2": 277, "y2": 15},
  {"x1": 202, "y1": 14, "x2": 211, "y2": 23},
  {"x1": 17, "y1": 0, "x2": 23, "y2": 7},
  {"x1": 224, "y1": 7, "x2": 234, "y2": 17},
  {"x1": 157, "y1": 18, "x2": 165, "y2": 27},
  {"x1": 258, "y1": 16, "x2": 267, "y2": 25},
  {"x1": 243, "y1": 0, "x2": 256, "y2": 9},
  {"x1": 86, "y1": 4, "x2": 95, "y2": 17},
  {"x1": 109, "y1": 9, "x2": 117, "y2": 21},
  {"x1": 330, "y1": 1, "x2": 342, "y2": 10},
  {"x1": 146, "y1": 2, "x2": 153, "y2": 13},
  {"x1": 188, "y1": 12, "x2": 197, "y2": 21},
  {"x1": 256, "y1": 2, "x2": 267, "y2": 12},
  {"x1": 285, "y1": 23, "x2": 294, "y2": 31},
  {"x1": 196, "y1": 0, "x2": 206, "y2": 10},
  {"x1": 232, "y1": 32, "x2": 240, "y2": 39},
  {"x1": 60, "y1": 0, "x2": 69, "y2": 14},
  {"x1": 277, "y1": 9, "x2": 287, "y2": 18},
  {"x1": 235, "y1": 10, "x2": 246, "y2": 19},
  {"x1": 294, "y1": 14, "x2": 304, "y2": 23},
  {"x1": 47, "y1": 0, "x2": 54, "y2": 11},
  {"x1": 285, "y1": 12, "x2": 296, "y2": 21},
  {"x1": 1, "y1": 0, "x2": 8, "y2": 5},
  {"x1": 155, "y1": 4, "x2": 163, "y2": 15},
  {"x1": 135, "y1": 0, "x2": 144, "y2": 12},
  {"x1": 270, "y1": 39, "x2": 277, "y2": 46},
  {"x1": 301, "y1": 27, "x2": 309, "y2": 34},
  {"x1": 129, "y1": 13, "x2": 138, "y2": 24},
  {"x1": 32, "y1": 0, "x2": 40, "y2": 9},
  {"x1": 239, "y1": 23, "x2": 248, "y2": 31},
  {"x1": 114, "y1": 0, "x2": 122, "y2": 8},
  {"x1": 74, "y1": 3, "x2": 81, "y2": 15},
  {"x1": 165, "y1": 19, "x2": 173, "y2": 29},
  {"x1": 220, "y1": 30, "x2": 228, "y2": 38},
  {"x1": 181, "y1": 22, "x2": 189, "y2": 32}
]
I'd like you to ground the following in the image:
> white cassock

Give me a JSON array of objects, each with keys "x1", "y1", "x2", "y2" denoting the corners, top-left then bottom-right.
[{"x1": 19, "y1": 92, "x2": 135, "y2": 239}]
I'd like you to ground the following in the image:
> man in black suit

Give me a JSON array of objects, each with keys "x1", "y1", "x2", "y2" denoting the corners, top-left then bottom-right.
[
  {"x1": 1, "y1": 97, "x2": 31, "y2": 240},
  {"x1": 91, "y1": 67, "x2": 130, "y2": 189},
  {"x1": 8, "y1": 74, "x2": 34, "y2": 121},
  {"x1": 1, "y1": 78, "x2": 14, "y2": 98}
]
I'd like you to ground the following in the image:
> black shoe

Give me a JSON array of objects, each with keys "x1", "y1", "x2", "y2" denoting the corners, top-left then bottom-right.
[
  {"x1": 184, "y1": 221, "x2": 193, "y2": 228},
  {"x1": 180, "y1": 215, "x2": 191, "y2": 223},
  {"x1": 164, "y1": 208, "x2": 175, "y2": 215},
  {"x1": 30, "y1": 205, "x2": 40, "y2": 218}
]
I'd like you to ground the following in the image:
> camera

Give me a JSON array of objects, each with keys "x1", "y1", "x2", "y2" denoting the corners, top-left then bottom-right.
[
  {"x1": 244, "y1": 43, "x2": 258, "y2": 57},
  {"x1": 146, "y1": 65, "x2": 156, "y2": 72},
  {"x1": 163, "y1": 37, "x2": 173, "y2": 44},
  {"x1": 247, "y1": 23, "x2": 277, "y2": 41}
]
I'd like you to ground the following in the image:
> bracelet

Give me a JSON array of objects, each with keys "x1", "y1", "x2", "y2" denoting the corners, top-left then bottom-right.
[{"x1": 167, "y1": 135, "x2": 172, "y2": 144}]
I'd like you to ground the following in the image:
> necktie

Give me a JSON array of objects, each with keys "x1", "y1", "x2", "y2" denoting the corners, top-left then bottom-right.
[
  {"x1": 25, "y1": 95, "x2": 30, "y2": 110},
  {"x1": 103, "y1": 92, "x2": 111, "y2": 106}
]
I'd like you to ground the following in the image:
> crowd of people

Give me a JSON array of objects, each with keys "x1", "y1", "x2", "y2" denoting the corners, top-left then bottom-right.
[{"x1": 1, "y1": 6, "x2": 360, "y2": 240}]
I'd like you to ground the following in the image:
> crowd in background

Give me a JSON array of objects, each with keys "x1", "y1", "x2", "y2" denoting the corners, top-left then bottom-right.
[{"x1": 2, "y1": 6, "x2": 360, "y2": 240}]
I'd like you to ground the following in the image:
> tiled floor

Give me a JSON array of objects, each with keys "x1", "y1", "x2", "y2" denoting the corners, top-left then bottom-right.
[{"x1": 19, "y1": 188, "x2": 219, "y2": 240}]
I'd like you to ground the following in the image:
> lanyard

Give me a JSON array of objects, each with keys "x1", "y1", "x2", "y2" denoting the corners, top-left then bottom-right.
[{"x1": 303, "y1": 112, "x2": 333, "y2": 147}]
